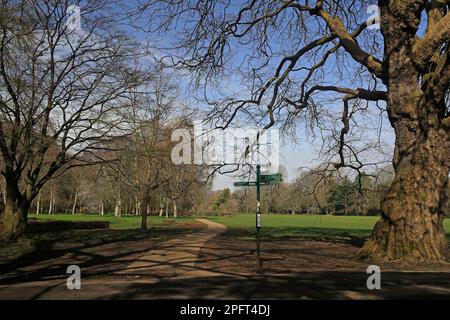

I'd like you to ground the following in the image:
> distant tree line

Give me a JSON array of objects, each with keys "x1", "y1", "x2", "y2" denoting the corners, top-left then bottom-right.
[{"x1": 200, "y1": 167, "x2": 401, "y2": 216}]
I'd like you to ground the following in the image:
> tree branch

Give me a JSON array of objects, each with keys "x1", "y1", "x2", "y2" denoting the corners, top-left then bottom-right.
[
  {"x1": 304, "y1": 86, "x2": 387, "y2": 103},
  {"x1": 413, "y1": 12, "x2": 450, "y2": 68},
  {"x1": 314, "y1": 8, "x2": 385, "y2": 80}
]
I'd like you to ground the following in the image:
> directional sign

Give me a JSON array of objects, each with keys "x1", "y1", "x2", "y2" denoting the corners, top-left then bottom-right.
[
  {"x1": 234, "y1": 181, "x2": 257, "y2": 187},
  {"x1": 260, "y1": 173, "x2": 282, "y2": 184},
  {"x1": 233, "y1": 167, "x2": 282, "y2": 273},
  {"x1": 234, "y1": 173, "x2": 282, "y2": 187}
]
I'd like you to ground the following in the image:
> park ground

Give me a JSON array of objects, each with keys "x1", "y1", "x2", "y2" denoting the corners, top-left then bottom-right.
[{"x1": 0, "y1": 214, "x2": 450, "y2": 299}]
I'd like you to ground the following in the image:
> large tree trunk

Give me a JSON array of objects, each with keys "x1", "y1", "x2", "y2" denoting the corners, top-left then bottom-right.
[
  {"x1": 360, "y1": 98, "x2": 449, "y2": 262},
  {"x1": 360, "y1": 138, "x2": 449, "y2": 262},
  {"x1": 0, "y1": 181, "x2": 30, "y2": 242},
  {"x1": 360, "y1": 3, "x2": 450, "y2": 264}
]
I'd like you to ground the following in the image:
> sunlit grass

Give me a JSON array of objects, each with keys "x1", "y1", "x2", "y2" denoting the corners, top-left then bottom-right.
[
  {"x1": 29, "y1": 213, "x2": 450, "y2": 242},
  {"x1": 206, "y1": 214, "x2": 450, "y2": 242},
  {"x1": 29, "y1": 213, "x2": 193, "y2": 229}
]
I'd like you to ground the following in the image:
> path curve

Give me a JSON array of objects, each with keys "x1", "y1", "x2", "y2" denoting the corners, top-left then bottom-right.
[{"x1": 115, "y1": 218, "x2": 226, "y2": 278}]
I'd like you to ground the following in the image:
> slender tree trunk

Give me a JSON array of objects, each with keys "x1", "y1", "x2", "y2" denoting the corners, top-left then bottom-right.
[
  {"x1": 344, "y1": 195, "x2": 348, "y2": 216},
  {"x1": 100, "y1": 201, "x2": 104, "y2": 216},
  {"x1": 71, "y1": 188, "x2": 78, "y2": 215},
  {"x1": 173, "y1": 200, "x2": 177, "y2": 218},
  {"x1": 114, "y1": 200, "x2": 121, "y2": 217},
  {"x1": 165, "y1": 199, "x2": 169, "y2": 219},
  {"x1": 36, "y1": 191, "x2": 41, "y2": 215},
  {"x1": 48, "y1": 186, "x2": 54, "y2": 215},
  {"x1": 136, "y1": 200, "x2": 141, "y2": 216},
  {"x1": 141, "y1": 195, "x2": 149, "y2": 230},
  {"x1": 159, "y1": 199, "x2": 164, "y2": 217}
]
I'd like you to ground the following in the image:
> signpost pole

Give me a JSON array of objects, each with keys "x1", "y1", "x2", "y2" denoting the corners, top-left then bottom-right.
[{"x1": 256, "y1": 164, "x2": 261, "y2": 272}]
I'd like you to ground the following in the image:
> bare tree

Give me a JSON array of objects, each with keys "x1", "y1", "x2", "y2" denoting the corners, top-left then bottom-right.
[
  {"x1": 161, "y1": 159, "x2": 209, "y2": 218},
  {"x1": 0, "y1": 0, "x2": 144, "y2": 240},
  {"x1": 106, "y1": 71, "x2": 178, "y2": 229},
  {"x1": 137, "y1": 0, "x2": 450, "y2": 263}
]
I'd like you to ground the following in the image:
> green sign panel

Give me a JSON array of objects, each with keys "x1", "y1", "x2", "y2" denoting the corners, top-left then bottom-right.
[
  {"x1": 234, "y1": 173, "x2": 282, "y2": 187},
  {"x1": 260, "y1": 173, "x2": 282, "y2": 184}
]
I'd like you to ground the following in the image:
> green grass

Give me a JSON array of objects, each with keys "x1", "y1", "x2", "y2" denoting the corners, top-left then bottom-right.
[
  {"x1": 208, "y1": 214, "x2": 380, "y2": 230},
  {"x1": 206, "y1": 214, "x2": 450, "y2": 243},
  {"x1": 29, "y1": 213, "x2": 450, "y2": 244},
  {"x1": 29, "y1": 213, "x2": 194, "y2": 229}
]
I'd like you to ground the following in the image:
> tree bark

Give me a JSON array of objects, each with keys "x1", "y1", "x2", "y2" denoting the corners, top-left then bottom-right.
[
  {"x1": 159, "y1": 199, "x2": 164, "y2": 217},
  {"x1": 0, "y1": 180, "x2": 30, "y2": 242},
  {"x1": 48, "y1": 186, "x2": 54, "y2": 215},
  {"x1": 141, "y1": 196, "x2": 149, "y2": 230},
  {"x1": 165, "y1": 199, "x2": 169, "y2": 219},
  {"x1": 36, "y1": 191, "x2": 41, "y2": 215},
  {"x1": 173, "y1": 200, "x2": 177, "y2": 218},
  {"x1": 360, "y1": 126, "x2": 449, "y2": 263},
  {"x1": 359, "y1": 3, "x2": 450, "y2": 264},
  {"x1": 136, "y1": 200, "x2": 141, "y2": 216},
  {"x1": 114, "y1": 200, "x2": 121, "y2": 217},
  {"x1": 71, "y1": 188, "x2": 78, "y2": 215},
  {"x1": 359, "y1": 66, "x2": 449, "y2": 263}
]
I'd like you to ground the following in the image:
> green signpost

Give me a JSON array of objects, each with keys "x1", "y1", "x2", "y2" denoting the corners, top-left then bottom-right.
[
  {"x1": 233, "y1": 165, "x2": 282, "y2": 272},
  {"x1": 256, "y1": 165, "x2": 261, "y2": 271}
]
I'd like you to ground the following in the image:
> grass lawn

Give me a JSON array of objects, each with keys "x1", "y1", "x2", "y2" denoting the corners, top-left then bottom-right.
[
  {"x1": 27, "y1": 213, "x2": 450, "y2": 244},
  {"x1": 29, "y1": 213, "x2": 194, "y2": 229},
  {"x1": 206, "y1": 214, "x2": 450, "y2": 243}
]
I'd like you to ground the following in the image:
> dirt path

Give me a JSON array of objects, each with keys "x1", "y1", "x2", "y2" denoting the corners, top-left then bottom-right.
[
  {"x1": 114, "y1": 218, "x2": 227, "y2": 278},
  {"x1": 0, "y1": 218, "x2": 230, "y2": 299}
]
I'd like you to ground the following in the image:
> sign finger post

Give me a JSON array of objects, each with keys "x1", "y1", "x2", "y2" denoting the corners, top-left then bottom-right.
[{"x1": 234, "y1": 165, "x2": 282, "y2": 272}]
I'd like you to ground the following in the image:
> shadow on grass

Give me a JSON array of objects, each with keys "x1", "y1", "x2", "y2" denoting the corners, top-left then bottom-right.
[{"x1": 224, "y1": 227, "x2": 372, "y2": 247}]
